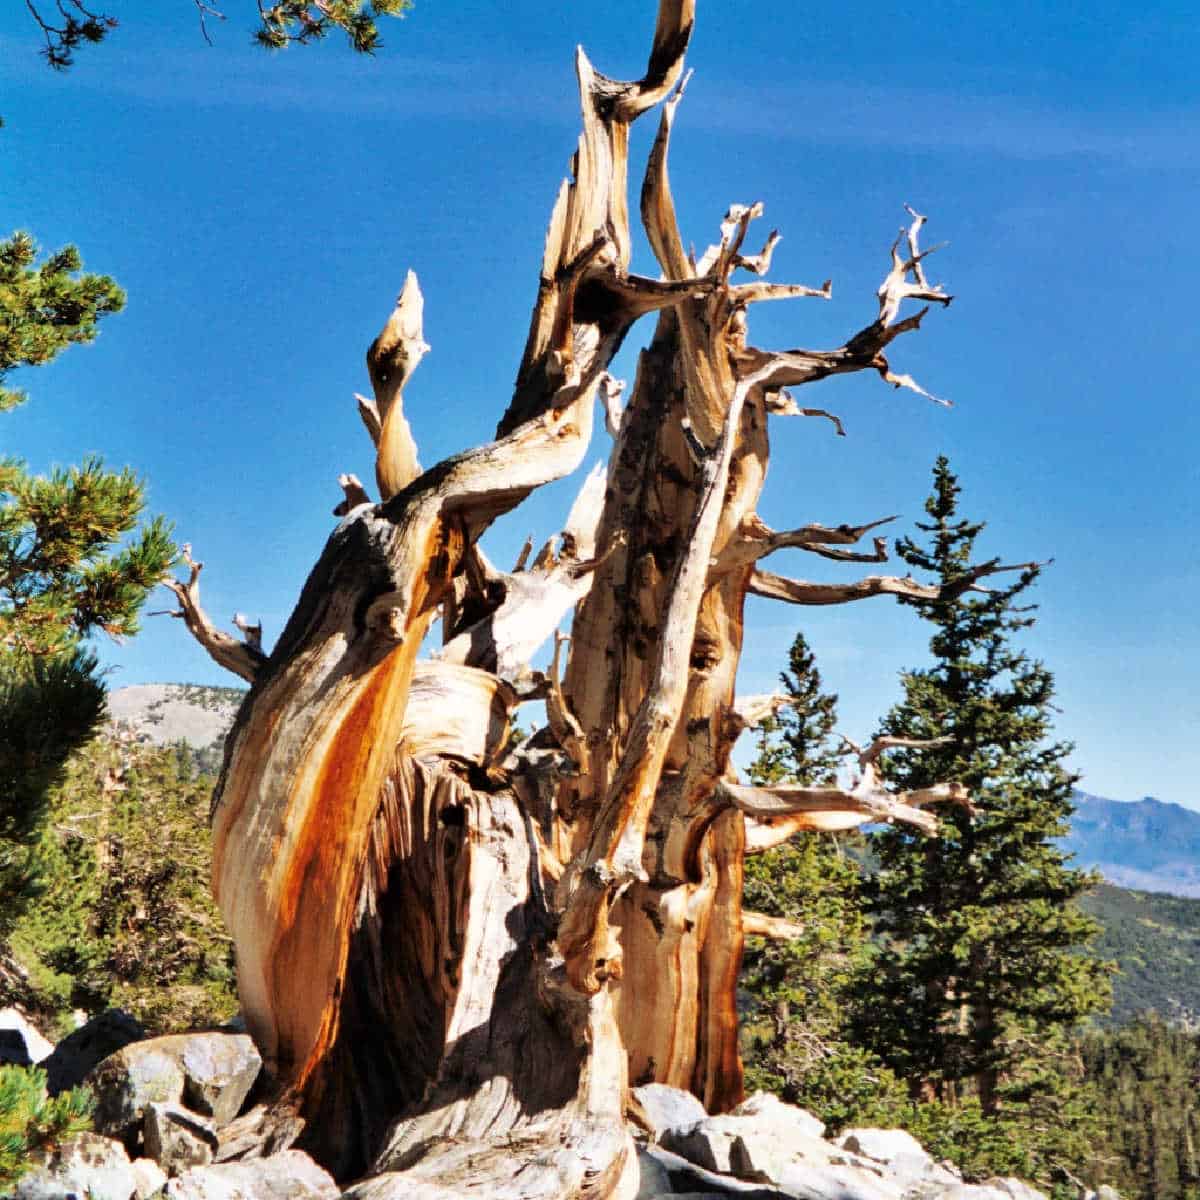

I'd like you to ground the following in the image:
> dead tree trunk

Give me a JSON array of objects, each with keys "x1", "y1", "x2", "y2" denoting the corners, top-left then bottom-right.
[{"x1": 166, "y1": 4, "x2": 1023, "y2": 1193}]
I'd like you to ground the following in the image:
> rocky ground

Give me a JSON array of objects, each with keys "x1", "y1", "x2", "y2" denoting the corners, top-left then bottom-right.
[{"x1": 3, "y1": 1007, "x2": 1119, "y2": 1200}]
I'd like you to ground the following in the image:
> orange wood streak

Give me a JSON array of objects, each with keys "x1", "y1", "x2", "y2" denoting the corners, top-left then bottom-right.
[{"x1": 264, "y1": 519, "x2": 462, "y2": 1087}]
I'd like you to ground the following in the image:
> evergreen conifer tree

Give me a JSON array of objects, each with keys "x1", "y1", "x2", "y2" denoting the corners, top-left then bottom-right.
[
  {"x1": 856, "y1": 456, "x2": 1110, "y2": 1130},
  {"x1": 741, "y1": 632, "x2": 908, "y2": 1128},
  {"x1": 1, "y1": 232, "x2": 174, "y2": 939}
]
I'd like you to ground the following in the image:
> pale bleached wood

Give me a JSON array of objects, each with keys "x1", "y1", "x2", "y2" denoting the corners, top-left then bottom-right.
[
  {"x1": 159, "y1": 545, "x2": 265, "y2": 683},
  {"x1": 742, "y1": 910, "x2": 807, "y2": 940},
  {"x1": 368, "y1": 270, "x2": 427, "y2": 501},
  {"x1": 748, "y1": 557, "x2": 1044, "y2": 607}
]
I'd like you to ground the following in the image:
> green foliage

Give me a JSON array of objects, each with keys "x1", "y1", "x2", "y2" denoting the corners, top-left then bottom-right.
[
  {"x1": 846, "y1": 456, "x2": 1110, "y2": 1186},
  {"x1": 1079, "y1": 1013, "x2": 1200, "y2": 1200},
  {"x1": 7, "y1": 735, "x2": 238, "y2": 1032},
  {"x1": 0, "y1": 648, "x2": 106, "y2": 936},
  {"x1": 0, "y1": 233, "x2": 124, "y2": 411},
  {"x1": 21, "y1": 1, "x2": 116, "y2": 70},
  {"x1": 1079, "y1": 884, "x2": 1200, "y2": 1026},
  {"x1": 0, "y1": 1065, "x2": 93, "y2": 1190},
  {"x1": 21, "y1": 1, "x2": 413, "y2": 68},
  {"x1": 1, "y1": 229, "x2": 174, "y2": 946},
  {"x1": 1, "y1": 456, "x2": 175, "y2": 657},
  {"x1": 255, "y1": 1, "x2": 413, "y2": 53},
  {"x1": 739, "y1": 632, "x2": 910, "y2": 1130}
]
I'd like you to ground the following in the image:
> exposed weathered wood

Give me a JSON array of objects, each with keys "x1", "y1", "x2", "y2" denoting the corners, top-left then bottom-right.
[
  {"x1": 748, "y1": 556, "x2": 1043, "y2": 607},
  {"x1": 742, "y1": 910, "x2": 807, "y2": 940},
  {"x1": 159, "y1": 545, "x2": 266, "y2": 683},
  {"x1": 163, "y1": 2, "x2": 990, "y2": 1193}
]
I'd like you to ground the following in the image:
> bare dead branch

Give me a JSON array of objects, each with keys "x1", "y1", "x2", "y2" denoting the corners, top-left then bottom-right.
[
  {"x1": 732, "y1": 209, "x2": 953, "y2": 406},
  {"x1": 354, "y1": 393, "x2": 382, "y2": 447},
  {"x1": 716, "y1": 513, "x2": 895, "y2": 574},
  {"x1": 367, "y1": 270, "x2": 427, "y2": 500},
  {"x1": 232, "y1": 613, "x2": 263, "y2": 652},
  {"x1": 748, "y1": 555, "x2": 1042, "y2": 607},
  {"x1": 333, "y1": 473, "x2": 371, "y2": 517},
  {"x1": 742, "y1": 911, "x2": 807, "y2": 940},
  {"x1": 599, "y1": 372, "x2": 626, "y2": 438},
  {"x1": 159, "y1": 545, "x2": 266, "y2": 683},
  {"x1": 719, "y1": 778, "x2": 945, "y2": 835}
]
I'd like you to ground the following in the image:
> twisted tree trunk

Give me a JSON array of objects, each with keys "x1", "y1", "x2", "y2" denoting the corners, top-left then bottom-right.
[{"x1": 166, "y1": 4, "x2": 1016, "y2": 1193}]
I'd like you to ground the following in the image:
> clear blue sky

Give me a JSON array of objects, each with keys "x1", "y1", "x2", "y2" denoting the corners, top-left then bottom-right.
[{"x1": 2, "y1": 1, "x2": 1196, "y2": 807}]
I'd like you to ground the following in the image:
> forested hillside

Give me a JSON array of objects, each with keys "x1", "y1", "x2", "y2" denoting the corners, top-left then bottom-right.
[
  {"x1": 2, "y1": 731, "x2": 237, "y2": 1034},
  {"x1": 1080, "y1": 1015, "x2": 1200, "y2": 1200},
  {"x1": 1079, "y1": 884, "x2": 1200, "y2": 1026}
]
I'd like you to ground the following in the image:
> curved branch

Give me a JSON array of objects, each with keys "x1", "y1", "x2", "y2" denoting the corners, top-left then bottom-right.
[
  {"x1": 719, "y1": 778, "x2": 951, "y2": 835},
  {"x1": 367, "y1": 270, "x2": 427, "y2": 500},
  {"x1": 159, "y1": 545, "x2": 266, "y2": 683},
  {"x1": 748, "y1": 556, "x2": 1042, "y2": 607}
]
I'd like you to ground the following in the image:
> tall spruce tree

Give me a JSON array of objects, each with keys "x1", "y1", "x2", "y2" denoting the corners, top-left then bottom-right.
[
  {"x1": 857, "y1": 457, "x2": 1111, "y2": 1119},
  {"x1": 1, "y1": 232, "x2": 174, "y2": 941},
  {"x1": 740, "y1": 633, "x2": 909, "y2": 1129}
]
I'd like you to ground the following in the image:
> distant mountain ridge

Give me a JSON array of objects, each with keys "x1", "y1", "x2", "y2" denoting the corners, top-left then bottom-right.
[{"x1": 1063, "y1": 792, "x2": 1200, "y2": 899}]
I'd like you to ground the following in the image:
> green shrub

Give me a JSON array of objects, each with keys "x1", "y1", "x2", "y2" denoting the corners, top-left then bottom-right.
[{"x1": 0, "y1": 1064, "x2": 93, "y2": 1190}]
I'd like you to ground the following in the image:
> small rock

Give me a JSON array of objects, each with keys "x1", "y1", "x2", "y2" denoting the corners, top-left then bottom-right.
[
  {"x1": 131, "y1": 1157, "x2": 170, "y2": 1199},
  {"x1": 629, "y1": 1082, "x2": 709, "y2": 1141},
  {"x1": 15, "y1": 1131, "x2": 137, "y2": 1200},
  {"x1": 165, "y1": 1150, "x2": 339, "y2": 1198},
  {"x1": 144, "y1": 1101, "x2": 218, "y2": 1175},
  {"x1": 0, "y1": 1007, "x2": 54, "y2": 1064},
  {"x1": 44, "y1": 1008, "x2": 146, "y2": 1095}
]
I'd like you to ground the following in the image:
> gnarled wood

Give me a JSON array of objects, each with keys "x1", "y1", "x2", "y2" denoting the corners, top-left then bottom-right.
[{"x1": 165, "y1": 4, "x2": 990, "y2": 1193}]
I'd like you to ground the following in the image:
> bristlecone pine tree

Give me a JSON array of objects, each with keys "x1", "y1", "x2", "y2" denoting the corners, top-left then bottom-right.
[
  {"x1": 165, "y1": 6, "x2": 1039, "y2": 1191},
  {"x1": 857, "y1": 457, "x2": 1111, "y2": 1123},
  {"x1": 1, "y1": 232, "x2": 174, "y2": 938}
]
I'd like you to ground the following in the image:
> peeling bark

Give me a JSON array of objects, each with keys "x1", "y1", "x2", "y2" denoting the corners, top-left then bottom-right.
[{"x1": 164, "y1": 3, "x2": 988, "y2": 1193}]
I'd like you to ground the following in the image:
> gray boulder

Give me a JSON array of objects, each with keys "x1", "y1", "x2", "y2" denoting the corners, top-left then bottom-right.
[
  {"x1": 144, "y1": 1101, "x2": 219, "y2": 1175},
  {"x1": 164, "y1": 1150, "x2": 339, "y2": 1199},
  {"x1": 90, "y1": 1041, "x2": 189, "y2": 1145},
  {"x1": 834, "y1": 1128, "x2": 959, "y2": 1189},
  {"x1": 660, "y1": 1091, "x2": 827, "y2": 1176},
  {"x1": 89, "y1": 1031, "x2": 262, "y2": 1146},
  {"x1": 638, "y1": 1143, "x2": 790, "y2": 1197},
  {"x1": 635, "y1": 1144, "x2": 675, "y2": 1198},
  {"x1": 14, "y1": 1131, "x2": 138, "y2": 1200},
  {"x1": 44, "y1": 1008, "x2": 146, "y2": 1094},
  {"x1": 630, "y1": 1082, "x2": 709, "y2": 1141},
  {"x1": 937, "y1": 1183, "x2": 1048, "y2": 1200}
]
